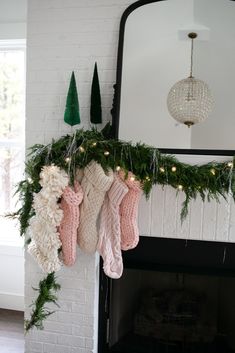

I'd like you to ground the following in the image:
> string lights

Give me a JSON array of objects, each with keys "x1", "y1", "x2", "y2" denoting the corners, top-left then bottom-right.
[
  {"x1": 79, "y1": 146, "x2": 85, "y2": 153},
  {"x1": 210, "y1": 168, "x2": 216, "y2": 176}
]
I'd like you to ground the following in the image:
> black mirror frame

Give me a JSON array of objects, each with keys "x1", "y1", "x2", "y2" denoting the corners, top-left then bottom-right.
[{"x1": 111, "y1": 0, "x2": 235, "y2": 156}]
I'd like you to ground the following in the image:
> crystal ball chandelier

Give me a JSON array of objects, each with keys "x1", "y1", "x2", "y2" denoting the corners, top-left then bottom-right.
[{"x1": 167, "y1": 33, "x2": 214, "y2": 127}]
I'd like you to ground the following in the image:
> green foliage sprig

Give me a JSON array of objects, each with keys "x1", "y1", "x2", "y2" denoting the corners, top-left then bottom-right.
[
  {"x1": 25, "y1": 272, "x2": 61, "y2": 332},
  {"x1": 13, "y1": 124, "x2": 235, "y2": 238}
]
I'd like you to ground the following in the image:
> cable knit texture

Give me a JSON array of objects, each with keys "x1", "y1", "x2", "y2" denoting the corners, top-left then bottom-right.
[
  {"x1": 97, "y1": 175, "x2": 128, "y2": 279},
  {"x1": 77, "y1": 161, "x2": 114, "y2": 254},
  {"x1": 59, "y1": 181, "x2": 83, "y2": 266},
  {"x1": 119, "y1": 171, "x2": 142, "y2": 250},
  {"x1": 28, "y1": 165, "x2": 69, "y2": 273}
]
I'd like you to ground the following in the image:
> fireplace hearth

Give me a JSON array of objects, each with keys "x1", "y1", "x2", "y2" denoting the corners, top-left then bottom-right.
[{"x1": 98, "y1": 237, "x2": 235, "y2": 353}]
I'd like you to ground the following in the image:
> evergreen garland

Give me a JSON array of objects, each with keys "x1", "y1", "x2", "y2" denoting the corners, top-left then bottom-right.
[
  {"x1": 11, "y1": 124, "x2": 235, "y2": 332},
  {"x1": 13, "y1": 124, "x2": 235, "y2": 238},
  {"x1": 25, "y1": 272, "x2": 61, "y2": 332}
]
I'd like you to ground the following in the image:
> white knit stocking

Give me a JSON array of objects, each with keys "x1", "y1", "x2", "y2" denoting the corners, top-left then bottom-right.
[
  {"x1": 77, "y1": 161, "x2": 114, "y2": 254},
  {"x1": 28, "y1": 165, "x2": 68, "y2": 273},
  {"x1": 97, "y1": 176, "x2": 128, "y2": 279}
]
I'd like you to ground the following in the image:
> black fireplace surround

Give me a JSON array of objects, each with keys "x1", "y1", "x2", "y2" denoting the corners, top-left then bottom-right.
[{"x1": 98, "y1": 237, "x2": 235, "y2": 353}]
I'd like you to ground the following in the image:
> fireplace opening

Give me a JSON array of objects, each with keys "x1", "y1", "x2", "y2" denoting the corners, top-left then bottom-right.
[
  {"x1": 108, "y1": 269, "x2": 235, "y2": 353},
  {"x1": 98, "y1": 237, "x2": 235, "y2": 353}
]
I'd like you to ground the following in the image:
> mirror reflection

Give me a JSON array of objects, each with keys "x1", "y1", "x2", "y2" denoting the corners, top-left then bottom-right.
[{"x1": 118, "y1": 0, "x2": 235, "y2": 150}]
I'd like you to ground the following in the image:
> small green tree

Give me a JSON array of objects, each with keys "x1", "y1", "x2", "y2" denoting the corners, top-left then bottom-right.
[
  {"x1": 90, "y1": 62, "x2": 102, "y2": 124},
  {"x1": 64, "y1": 71, "x2": 80, "y2": 126}
]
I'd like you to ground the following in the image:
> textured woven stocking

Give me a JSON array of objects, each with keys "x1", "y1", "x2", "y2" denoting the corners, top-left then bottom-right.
[
  {"x1": 59, "y1": 182, "x2": 83, "y2": 266},
  {"x1": 97, "y1": 176, "x2": 128, "y2": 279},
  {"x1": 77, "y1": 161, "x2": 113, "y2": 253},
  {"x1": 119, "y1": 171, "x2": 142, "y2": 250},
  {"x1": 28, "y1": 165, "x2": 68, "y2": 273}
]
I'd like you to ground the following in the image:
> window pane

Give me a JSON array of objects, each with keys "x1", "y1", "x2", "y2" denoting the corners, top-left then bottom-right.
[
  {"x1": 0, "y1": 50, "x2": 25, "y2": 141},
  {"x1": 0, "y1": 49, "x2": 25, "y2": 245}
]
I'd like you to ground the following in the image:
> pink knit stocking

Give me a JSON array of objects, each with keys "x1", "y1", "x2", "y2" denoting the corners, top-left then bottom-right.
[
  {"x1": 97, "y1": 176, "x2": 128, "y2": 279},
  {"x1": 119, "y1": 172, "x2": 142, "y2": 250},
  {"x1": 59, "y1": 182, "x2": 83, "y2": 266},
  {"x1": 77, "y1": 161, "x2": 114, "y2": 254}
]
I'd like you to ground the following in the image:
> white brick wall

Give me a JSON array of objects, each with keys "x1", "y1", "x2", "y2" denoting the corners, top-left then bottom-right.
[
  {"x1": 26, "y1": 1, "x2": 235, "y2": 352},
  {"x1": 139, "y1": 186, "x2": 235, "y2": 243},
  {"x1": 25, "y1": 1, "x2": 132, "y2": 352},
  {"x1": 26, "y1": 0, "x2": 132, "y2": 148}
]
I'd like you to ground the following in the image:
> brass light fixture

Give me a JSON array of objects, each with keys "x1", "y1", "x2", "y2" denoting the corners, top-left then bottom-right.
[{"x1": 167, "y1": 32, "x2": 214, "y2": 127}]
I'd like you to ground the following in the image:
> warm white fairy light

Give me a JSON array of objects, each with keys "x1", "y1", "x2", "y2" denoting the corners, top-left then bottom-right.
[
  {"x1": 116, "y1": 166, "x2": 121, "y2": 171},
  {"x1": 227, "y1": 162, "x2": 233, "y2": 168},
  {"x1": 160, "y1": 167, "x2": 165, "y2": 173},
  {"x1": 210, "y1": 168, "x2": 216, "y2": 176},
  {"x1": 130, "y1": 176, "x2": 135, "y2": 182},
  {"x1": 65, "y1": 157, "x2": 71, "y2": 163},
  {"x1": 145, "y1": 176, "x2": 151, "y2": 181},
  {"x1": 104, "y1": 151, "x2": 110, "y2": 156},
  {"x1": 79, "y1": 146, "x2": 85, "y2": 153},
  {"x1": 171, "y1": 166, "x2": 177, "y2": 172},
  {"x1": 92, "y1": 142, "x2": 97, "y2": 147},
  {"x1": 178, "y1": 184, "x2": 183, "y2": 190},
  {"x1": 27, "y1": 177, "x2": 33, "y2": 184}
]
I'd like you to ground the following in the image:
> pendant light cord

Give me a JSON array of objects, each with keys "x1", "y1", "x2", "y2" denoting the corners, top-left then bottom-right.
[{"x1": 190, "y1": 37, "x2": 194, "y2": 78}]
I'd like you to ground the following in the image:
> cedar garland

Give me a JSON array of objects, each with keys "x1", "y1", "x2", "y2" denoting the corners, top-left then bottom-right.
[
  {"x1": 11, "y1": 124, "x2": 235, "y2": 332},
  {"x1": 13, "y1": 124, "x2": 235, "y2": 237}
]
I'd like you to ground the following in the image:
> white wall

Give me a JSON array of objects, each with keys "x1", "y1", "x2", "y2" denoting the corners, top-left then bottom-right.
[
  {"x1": 0, "y1": 0, "x2": 27, "y2": 39},
  {"x1": 192, "y1": 0, "x2": 235, "y2": 149},
  {"x1": 0, "y1": 245, "x2": 24, "y2": 311}
]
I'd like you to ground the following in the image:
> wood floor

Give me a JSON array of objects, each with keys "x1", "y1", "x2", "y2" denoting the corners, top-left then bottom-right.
[{"x1": 0, "y1": 309, "x2": 24, "y2": 353}]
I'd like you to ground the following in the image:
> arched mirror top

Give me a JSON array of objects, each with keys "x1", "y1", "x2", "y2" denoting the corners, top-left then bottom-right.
[{"x1": 112, "y1": 0, "x2": 235, "y2": 155}]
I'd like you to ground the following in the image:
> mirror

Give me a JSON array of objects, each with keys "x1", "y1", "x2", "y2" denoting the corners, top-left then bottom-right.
[{"x1": 113, "y1": 0, "x2": 235, "y2": 152}]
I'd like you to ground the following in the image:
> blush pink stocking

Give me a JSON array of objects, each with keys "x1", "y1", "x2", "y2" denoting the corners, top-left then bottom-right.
[
  {"x1": 59, "y1": 182, "x2": 83, "y2": 266},
  {"x1": 119, "y1": 172, "x2": 142, "y2": 250},
  {"x1": 97, "y1": 176, "x2": 128, "y2": 279}
]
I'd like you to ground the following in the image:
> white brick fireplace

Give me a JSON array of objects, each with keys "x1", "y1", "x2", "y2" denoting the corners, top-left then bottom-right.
[{"x1": 25, "y1": 1, "x2": 235, "y2": 353}]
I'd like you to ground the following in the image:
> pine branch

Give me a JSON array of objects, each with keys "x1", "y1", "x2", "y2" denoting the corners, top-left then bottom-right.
[{"x1": 25, "y1": 272, "x2": 61, "y2": 332}]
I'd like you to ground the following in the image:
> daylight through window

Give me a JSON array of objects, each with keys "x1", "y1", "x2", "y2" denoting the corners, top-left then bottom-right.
[{"x1": 0, "y1": 42, "x2": 25, "y2": 245}]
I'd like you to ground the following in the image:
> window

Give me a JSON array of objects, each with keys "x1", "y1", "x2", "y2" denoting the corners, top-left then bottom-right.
[{"x1": 0, "y1": 40, "x2": 26, "y2": 245}]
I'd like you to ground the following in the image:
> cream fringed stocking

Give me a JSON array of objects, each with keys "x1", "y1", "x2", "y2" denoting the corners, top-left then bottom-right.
[
  {"x1": 28, "y1": 165, "x2": 69, "y2": 273},
  {"x1": 77, "y1": 161, "x2": 114, "y2": 254},
  {"x1": 59, "y1": 182, "x2": 83, "y2": 266},
  {"x1": 119, "y1": 171, "x2": 142, "y2": 250},
  {"x1": 97, "y1": 176, "x2": 128, "y2": 279}
]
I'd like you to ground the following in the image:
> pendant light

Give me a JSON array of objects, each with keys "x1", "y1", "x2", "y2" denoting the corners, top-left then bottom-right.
[{"x1": 167, "y1": 32, "x2": 214, "y2": 127}]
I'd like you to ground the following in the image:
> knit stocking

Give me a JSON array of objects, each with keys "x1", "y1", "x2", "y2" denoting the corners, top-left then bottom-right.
[
  {"x1": 59, "y1": 182, "x2": 83, "y2": 266},
  {"x1": 28, "y1": 165, "x2": 69, "y2": 273},
  {"x1": 97, "y1": 176, "x2": 128, "y2": 279},
  {"x1": 119, "y1": 171, "x2": 142, "y2": 250},
  {"x1": 77, "y1": 161, "x2": 114, "y2": 253}
]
